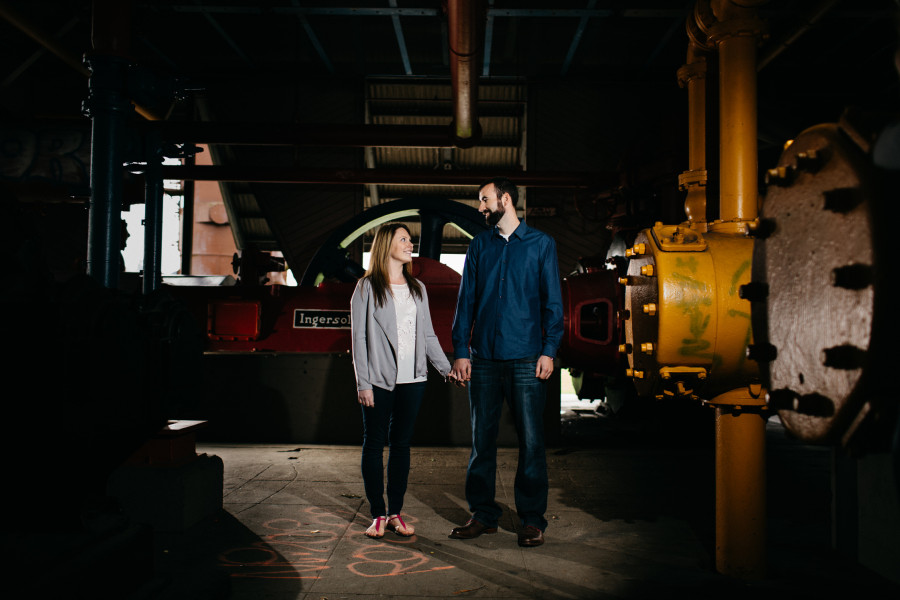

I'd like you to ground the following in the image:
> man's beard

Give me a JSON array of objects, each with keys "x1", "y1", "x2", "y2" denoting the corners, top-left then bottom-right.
[{"x1": 485, "y1": 204, "x2": 505, "y2": 226}]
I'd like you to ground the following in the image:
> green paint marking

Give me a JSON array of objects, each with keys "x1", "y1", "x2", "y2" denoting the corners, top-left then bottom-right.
[
  {"x1": 675, "y1": 256, "x2": 699, "y2": 273},
  {"x1": 727, "y1": 309, "x2": 751, "y2": 320},
  {"x1": 729, "y1": 260, "x2": 751, "y2": 296}
]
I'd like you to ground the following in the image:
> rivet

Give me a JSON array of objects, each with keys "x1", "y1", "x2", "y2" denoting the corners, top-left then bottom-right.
[
  {"x1": 643, "y1": 303, "x2": 657, "y2": 316},
  {"x1": 823, "y1": 188, "x2": 863, "y2": 214},
  {"x1": 626, "y1": 369, "x2": 644, "y2": 379},
  {"x1": 738, "y1": 281, "x2": 769, "y2": 301},
  {"x1": 766, "y1": 388, "x2": 797, "y2": 409},
  {"x1": 821, "y1": 345, "x2": 866, "y2": 370},
  {"x1": 765, "y1": 165, "x2": 794, "y2": 187},
  {"x1": 746, "y1": 343, "x2": 777, "y2": 362},
  {"x1": 618, "y1": 343, "x2": 633, "y2": 354},
  {"x1": 618, "y1": 277, "x2": 631, "y2": 286},
  {"x1": 625, "y1": 243, "x2": 646, "y2": 257},
  {"x1": 831, "y1": 264, "x2": 873, "y2": 290},
  {"x1": 795, "y1": 149, "x2": 822, "y2": 173},
  {"x1": 641, "y1": 342, "x2": 654, "y2": 354},
  {"x1": 751, "y1": 217, "x2": 777, "y2": 239},
  {"x1": 640, "y1": 264, "x2": 655, "y2": 277}
]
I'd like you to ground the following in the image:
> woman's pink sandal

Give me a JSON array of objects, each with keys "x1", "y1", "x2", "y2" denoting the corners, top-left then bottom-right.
[
  {"x1": 366, "y1": 516, "x2": 387, "y2": 539},
  {"x1": 387, "y1": 514, "x2": 414, "y2": 537}
]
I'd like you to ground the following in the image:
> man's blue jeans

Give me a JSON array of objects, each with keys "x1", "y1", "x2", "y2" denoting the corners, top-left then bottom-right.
[{"x1": 466, "y1": 357, "x2": 549, "y2": 531}]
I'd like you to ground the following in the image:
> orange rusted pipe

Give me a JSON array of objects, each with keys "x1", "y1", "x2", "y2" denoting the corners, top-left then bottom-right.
[{"x1": 448, "y1": 0, "x2": 485, "y2": 144}]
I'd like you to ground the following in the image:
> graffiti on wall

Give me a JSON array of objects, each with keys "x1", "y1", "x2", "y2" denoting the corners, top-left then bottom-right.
[{"x1": 1, "y1": 125, "x2": 91, "y2": 185}]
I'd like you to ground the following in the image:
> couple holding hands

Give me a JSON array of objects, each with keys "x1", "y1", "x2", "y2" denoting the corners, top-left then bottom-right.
[{"x1": 350, "y1": 177, "x2": 563, "y2": 548}]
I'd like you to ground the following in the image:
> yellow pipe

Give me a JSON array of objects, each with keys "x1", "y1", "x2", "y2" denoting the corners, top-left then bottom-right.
[
  {"x1": 678, "y1": 42, "x2": 710, "y2": 229},
  {"x1": 717, "y1": 32, "x2": 759, "y2": 226},
  {"x1": 698, "y1": 0, "x2": 768, "y2": 581},
  {"x1": 711, "y1": 387, "x2": 768, "y2": 579},
  {"x1": 707, "y1": 0, "x2": 766, "y2": 230}
]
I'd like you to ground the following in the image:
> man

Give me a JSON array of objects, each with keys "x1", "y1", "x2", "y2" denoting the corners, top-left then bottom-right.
[{"x1": 448, "y1": 177, "x2": 564, "y2": 547}]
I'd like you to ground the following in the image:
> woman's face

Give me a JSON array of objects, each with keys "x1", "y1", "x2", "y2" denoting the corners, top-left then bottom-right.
[{"x1": 389, "y1": 227, "x2": 414, "y2": 265}]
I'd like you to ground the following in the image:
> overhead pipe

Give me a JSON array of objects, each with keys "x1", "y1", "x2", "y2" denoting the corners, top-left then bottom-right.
[{"x1": 448, "y1": 0, "x2": 486, "y2": 145}]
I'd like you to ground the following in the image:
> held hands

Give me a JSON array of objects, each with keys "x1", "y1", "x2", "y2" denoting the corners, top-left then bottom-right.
[
  {"x1": 448, "y1": 358, "x2": 470, "y2": 388},
  {"x1": 358, "y1": 389, "x2": 374, "y2": 407},
  {"x1": 446, "y1": 356, "x2": 553, "y2": 383}
]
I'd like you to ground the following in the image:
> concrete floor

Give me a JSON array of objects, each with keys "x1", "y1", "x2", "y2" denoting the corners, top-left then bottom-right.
[
  {"x1": 134, "y1": 401, "x2": 898, "y2": 599},
  {"x1": 7, "y1": 400, "x2": 897, "y2": 599}
]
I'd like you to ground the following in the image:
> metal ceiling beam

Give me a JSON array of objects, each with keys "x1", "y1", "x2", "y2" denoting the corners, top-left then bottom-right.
[
  {"x1": 0, "y1": 1, "x2": 89, "y2": 77},
  {"x1": 641, "y1": 2, "x2": 694, "y2": 75},
  {"x1": 162, "y1": 165, "x2": 612, "y2": 188},
  {"x1": 198, "y1": 6, "x2": 254, "y2": 67},
  {"x1": 389, "y1": 0, "x2": 413, "y2": 75},
  {"x1": 482, "y1": 0, "x2": 494, "y2": 76},
  {"x1": 757, "y1": 0, "x2": 840, "y2": 71},
  {"x1": 296, "y1": 15, "x2": 333, "y2": 74},
  {"x1": 149, "y1": 122, "x2": 517, "y2": 147},
  {"x1": 561, "y1": 0, "x2": 596, "y2": 77},
  {"x1": 1, "y1": 16, "x2": 81, "y2": 87}
]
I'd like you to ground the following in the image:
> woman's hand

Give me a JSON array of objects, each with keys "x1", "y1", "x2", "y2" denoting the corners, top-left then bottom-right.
[
  {"x1": 358, "y1": 389, "x2": 374, "y2": 407},
  {"x1": 446, "y1": 373, "x2": 466, "y2": 388}
]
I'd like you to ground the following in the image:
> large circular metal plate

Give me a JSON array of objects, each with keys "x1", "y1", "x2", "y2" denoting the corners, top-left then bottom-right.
[{"x1": 752, "y1": 124, "x2": 876, "y2": 444}]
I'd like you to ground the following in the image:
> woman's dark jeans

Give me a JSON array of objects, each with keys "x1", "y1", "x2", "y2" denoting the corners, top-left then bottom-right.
[
  {"x1": 466, "y1": 357, "x2": 548, "y2": 531},
  {"x1": 360, "y1": 381, "x2": 427, "y2": 518}
]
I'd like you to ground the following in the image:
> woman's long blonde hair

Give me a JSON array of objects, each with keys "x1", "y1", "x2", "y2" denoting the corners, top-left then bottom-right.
[{"x1": 365, "y1": 222, "x2": 423, "y2": 307}]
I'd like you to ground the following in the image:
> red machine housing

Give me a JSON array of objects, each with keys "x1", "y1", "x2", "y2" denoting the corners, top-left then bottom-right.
[{"x1": 171, "y1": 257, "x2": 462, "y2": 354}]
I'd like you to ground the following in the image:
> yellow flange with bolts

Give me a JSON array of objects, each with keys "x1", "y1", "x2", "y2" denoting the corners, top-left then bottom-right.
[{"x1": 623, "y1": 222, "x2": 758, "y2": 399}]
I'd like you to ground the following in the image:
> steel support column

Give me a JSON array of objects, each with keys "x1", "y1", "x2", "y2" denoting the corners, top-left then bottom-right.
[
  {"x1": 143, "y1": 137, "x2": 163, "y2": 294},
  {"x1": 83, "y1": 53, "x2": 132, "y2": 288}
]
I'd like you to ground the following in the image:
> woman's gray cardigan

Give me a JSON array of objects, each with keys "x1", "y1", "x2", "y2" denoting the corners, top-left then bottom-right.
[{"x1": 351, "y1": 277, "x2": 452, "y2": 392}]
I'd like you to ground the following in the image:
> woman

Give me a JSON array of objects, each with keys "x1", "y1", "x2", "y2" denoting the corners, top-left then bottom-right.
[{"x1": 350, "y1": 223, "x2": 453, "y2": 539}]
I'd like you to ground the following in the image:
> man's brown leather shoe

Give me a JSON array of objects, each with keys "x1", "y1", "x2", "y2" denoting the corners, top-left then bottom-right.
[
  {"x1": 517, "y1": 525, "x2": 544, "y2": 547},
  {"x1": 449, "y1": 518, "x2": 498, "y2": 539}
]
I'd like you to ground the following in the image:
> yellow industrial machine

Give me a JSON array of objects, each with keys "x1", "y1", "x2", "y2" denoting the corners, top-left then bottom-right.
[
  {"x1": 621, "y1": 224, "x2": 757, "y2": 402},
  {"x1": 618, "y1": 0, "x2": 771, "y2": 579}
]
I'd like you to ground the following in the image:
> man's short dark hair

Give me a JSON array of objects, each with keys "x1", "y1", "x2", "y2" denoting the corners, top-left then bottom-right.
[{"x1": 478, "y1": 177, "x2": 519, "y2": 208}]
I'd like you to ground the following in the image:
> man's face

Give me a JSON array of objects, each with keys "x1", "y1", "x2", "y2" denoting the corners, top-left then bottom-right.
[{"x1": 478, "y1": 183, "x2": 506, "y2": 227}]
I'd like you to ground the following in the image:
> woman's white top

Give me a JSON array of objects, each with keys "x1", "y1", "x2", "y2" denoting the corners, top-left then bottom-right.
[{"x1": 392, "y1": 283, "x2": 426, "y2": 384}]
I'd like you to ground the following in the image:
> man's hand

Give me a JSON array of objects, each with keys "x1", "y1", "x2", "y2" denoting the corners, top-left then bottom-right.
[
  {"x1": 535, "y1": 355, "x2": 554, "y2": 380},
  {"x1": 358, "y1": 389, "x2": 374, "y2": 407},
  {"x1": 450, "y1": 358, "x2": 471, "y2": 383}
]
